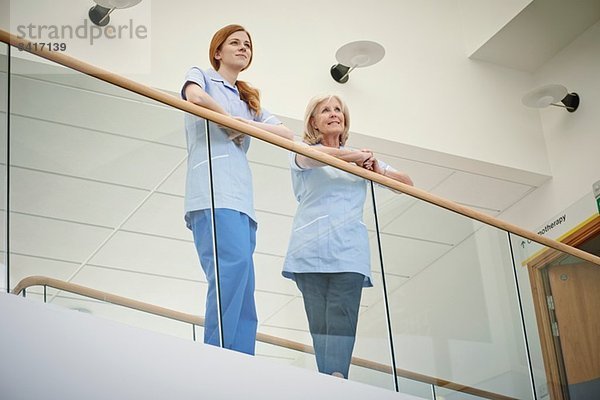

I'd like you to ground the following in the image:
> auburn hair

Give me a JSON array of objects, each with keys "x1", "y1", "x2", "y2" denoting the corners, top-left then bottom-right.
[{"x1": 209, "y1": 24, "x2": 261, "y2": 115}]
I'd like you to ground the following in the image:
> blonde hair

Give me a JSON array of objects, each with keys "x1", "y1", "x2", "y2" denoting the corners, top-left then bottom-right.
[
  {"x1": 303, "y1": 95, "x2": 350, "y2": 146},
  {"x1": 209, "y1": 24, "x2": 261, "y2": 114}
]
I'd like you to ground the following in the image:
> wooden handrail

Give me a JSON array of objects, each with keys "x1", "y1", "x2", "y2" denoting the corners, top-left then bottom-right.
[
  {"x1": 12, "y1": 276, "x2": 516, "y2": 400},
  {"x1": 1, "y1": 29, "x2": 599, "y2": 266}
]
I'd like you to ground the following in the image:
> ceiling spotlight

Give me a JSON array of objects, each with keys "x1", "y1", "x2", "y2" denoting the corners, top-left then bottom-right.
[
  {"x1": 330, "y1": 41, "x2": 385, "y2": 84},
  {"x1": 89, "y1": 0, "x2": 143, "y2": 26},
  {"x1": 521, "y1": 84, "x2": 580, "y2": 113}
]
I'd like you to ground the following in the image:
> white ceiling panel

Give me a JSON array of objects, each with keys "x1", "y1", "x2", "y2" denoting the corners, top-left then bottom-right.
[
  {"x1": 252, "y1": 163, "x2": 297, "y2": 217},
  {"x1": 10, "y1": 167, "x2": 149, "y2": 228},
  {"x1": 257, "y1": 325, "x2": 313, "y2": 350},
  {"x1": 260, "y1": 296, "x2": 308, "y2": 331},
  {"x1": 0, "y1": 165, "x2": 5, "y2": 209},
  {"x1": 254, "y1": 253, "x2": 298, "y2": 296},
  {"x1": 254, "y1": 211, "x2": 294, "y2": 257},
  {"x1": 364, "y1": 189, "x2": 418, "y2": 232},
  {"x1": 122, "y1": 192, "x2": 189, "y2": 241},
  {"x1": 9, "y1": 57, "x2": 174, "y2": 108},
  {"x1": 255, "y1": 340, "x2": 310, "y2": 364},
  {"x1": 384, "y1": 244, "x2": 493, "y2": 342},
  {"x1": 431, "y1": 171, "x2": 533, "y2": 212},
  {"x1": 11, "y1": 75, "x2": 186, "y2": 147},
  {"x1": 11, "y1": 115, "x2": 186, "y2": 189},
  {"x1": 381, "y1": 201, "x2": 481, "y2": 245},
  {"x1": 0, "y1": 73, "x2": 6, "y2": 112},
  {"x1": 247, "y1": 138, "x2": 291, "y2": 169},
  {"x1": 375, "y1": 154, "x2": 455, "y2": 193},
  {"x1": 256, "y1": 290, "x2": 296, "y2": 325},
  {"x1": 0, "y1": 113, "x2": 5, "y2": 165},
  {"x1": 370, "y1": 234, "x2": 452, "y2": 277},
  {"x1": 74, "y1": 265, "x2": 205, "y2": 315},
  {"x1": 361, "y1": 272, "x2": 409, "y2": 309},
  {"x1": 50, "y1": 293, "x2": 197, "y2": 340},
  {"x1": 10, "y1": 213, "x2": 112, "y2": 262},
  {"x1": 355, "y1": 298, "x2": 413, "y2": 367},
  {"x1": 157, "y1": 162, "x2": 186, "y2": 196},
  {"x1": 255, "y1": 343, "x2": 317, "y2": 373},
  {"x1": 372, "y1": 185, "x2": 417, "y2": 209},
  {"x1": 8, "y1": 254, "x2": 81, "y2": 287},
  {"x1": 89, "y1": 230, "x2": 201, "y2": 280},
  {"x1": 0, "y1": 214, "x2": 4, "y2": 252},
  {"x1": 354, "y1": 312, "x2": 400, "y2": 366}
]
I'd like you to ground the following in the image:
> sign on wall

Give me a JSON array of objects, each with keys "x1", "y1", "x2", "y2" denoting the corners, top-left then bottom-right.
[{"x1": 518, "y1": 190, "x2": 598, "y2": 263}]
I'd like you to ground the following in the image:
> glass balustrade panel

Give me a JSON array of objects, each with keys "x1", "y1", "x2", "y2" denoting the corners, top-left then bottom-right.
[
  {"x1": 373, "y1": 182, "x2": 535, "y2": 400},
  {"x1": 1, "y1": 42, "x2": 7, "y2": 293},
  {"x1": 50, "y1": 289, "x2": 197, "y2": 340},
  {"x1": 509, "y1": 232, "x2": 600, "y2": 400},
  {"x1": 6, "y1": 47, "x2": 216, "y2": 343},
  {"x1": 252, "y1": 140, "x2": 397, "y2": 390},
  {"x1": 6, "y1": 38, "x2": 583, "y2": 400}
]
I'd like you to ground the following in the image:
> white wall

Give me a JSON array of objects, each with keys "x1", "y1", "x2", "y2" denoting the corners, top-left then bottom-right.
[
  {"x1": 4, "y1": 0, "x2": 550, "y2": 176},
  {"x1": 492, "y1": 20, "x2": 600, "y2": 400},
  {"x1": 145, "y1": 0, "x2": 550, "y2": 175},
  {"x1": 457, "y1": 0, "x2": 532, "y2": 56},
  {"x1": 500, "y1": 20, "x2": 600, "y2": 230},
  {"x1": 1, "y1": 27, "x2": 7, "y2": 293},
  {"x1": 0, "y1": 293, "x2": 422, "y2": 400},
  {"x1": 0, "y1": 0, "x2": 8, "y2": 32}
]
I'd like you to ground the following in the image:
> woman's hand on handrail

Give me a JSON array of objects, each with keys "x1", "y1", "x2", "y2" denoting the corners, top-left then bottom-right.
[
  {"x1": 296, "y1": 147, "x2": 374, "y2": 169},
  {"x1": 184, "y1": 83, "x2": 294, "y2": 144},
  {"x1": 373, "y1": 159, "x2": 414, "y2": 186},
  {"x1": 184, "y1": 82, "x2": 229, "y2": 115},
  {"x1": 184, "y1": 82, "x2": 244, "y2": 142},
  {"x1": 231, "y1": 116, "x2": 295, "y2": 144}
]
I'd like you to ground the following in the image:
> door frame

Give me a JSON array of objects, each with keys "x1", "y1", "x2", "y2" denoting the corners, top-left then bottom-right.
[{"x1": 526, "y1": 214, "x2": 600, "y2": 399}]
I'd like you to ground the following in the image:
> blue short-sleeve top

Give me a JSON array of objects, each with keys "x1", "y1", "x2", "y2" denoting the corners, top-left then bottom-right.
[
  {"x1": 181, "y1": 67, "x2": 281, "y2": 225},
  {"x1": 282, "y1": 144, "x2": 373, "y2": 287}
]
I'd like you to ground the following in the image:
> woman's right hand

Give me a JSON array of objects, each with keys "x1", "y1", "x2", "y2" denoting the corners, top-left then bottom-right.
[{"x1": 356, "y1": 149, "x2": 375, "y2": 170}]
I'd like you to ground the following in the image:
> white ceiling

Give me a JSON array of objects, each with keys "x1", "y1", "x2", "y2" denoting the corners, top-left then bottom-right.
[
  {"x1": 470, "y1": 0, "x2": 600, "y2": 72},
  {"x1": 0, "y1": 52, "x2": 548, "y2": 394}
]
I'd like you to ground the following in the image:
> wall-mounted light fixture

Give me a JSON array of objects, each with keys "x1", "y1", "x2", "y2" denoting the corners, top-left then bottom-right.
[
  {"x1": 521, "y1": 84, "x2": 580, "y2": 113},
  {"x1": 89, "y1": 0, "x2": 143, "y2": 26},
  {"x1": 330, "y1": 41, "x2": 385, "y2": 84}
]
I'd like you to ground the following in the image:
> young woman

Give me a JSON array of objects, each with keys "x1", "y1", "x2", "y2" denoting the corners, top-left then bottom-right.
[
  {"x1": 182, "y1": 24, "x2": 293, "y2": 355},
  {"x1": 283, "y1": 95, "x2": 413, "y2": 378}
]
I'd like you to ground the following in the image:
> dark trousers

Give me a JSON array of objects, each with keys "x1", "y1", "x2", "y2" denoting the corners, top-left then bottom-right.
[{"x1": 295, "y1": 272, "x2": 364, "y2": 378}]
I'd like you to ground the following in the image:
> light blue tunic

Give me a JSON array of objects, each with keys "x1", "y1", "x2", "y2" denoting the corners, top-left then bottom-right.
[
  {"x1": 283, "y1": 144, "x2": 373, "y2": 287},
  {"x1": 181, "y1": 67, "x2": 281, "y2": 225}
]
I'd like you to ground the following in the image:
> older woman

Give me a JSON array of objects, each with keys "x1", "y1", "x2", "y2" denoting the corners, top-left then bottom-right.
[{"x1": 283, "y1": 95, "x2": 413, "y2": 379}]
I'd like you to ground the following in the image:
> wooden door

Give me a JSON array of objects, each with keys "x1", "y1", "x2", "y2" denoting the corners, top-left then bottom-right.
[
  {"x1": 527, "y1": 215, "x2": 600, "y2": 399},
  {"x1": 547, "y1": 262, "x2": 600, "y2": 398}
]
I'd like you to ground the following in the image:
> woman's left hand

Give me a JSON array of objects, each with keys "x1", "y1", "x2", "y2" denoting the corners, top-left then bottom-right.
[{"x1": 372, "y1": 159, "x2": 385, "y2": 175}]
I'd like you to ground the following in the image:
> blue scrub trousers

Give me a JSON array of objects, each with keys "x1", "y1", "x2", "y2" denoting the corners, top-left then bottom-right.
[
  {"x1": 189, "y1": 208, "x2": 258, "y2": 355},
  {"x1": 295, "y1": 272, "x2": 364, "y2": 378}
]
